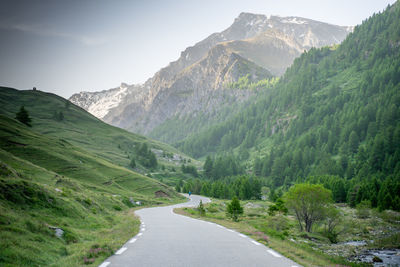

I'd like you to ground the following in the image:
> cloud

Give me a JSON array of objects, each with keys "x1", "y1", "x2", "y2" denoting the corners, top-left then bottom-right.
[{"x1": 0, "y1": 23, "x2": 106, "y2": 46}]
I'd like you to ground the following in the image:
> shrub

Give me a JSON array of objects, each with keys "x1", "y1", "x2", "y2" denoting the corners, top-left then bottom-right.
[
  {"x1": 113, "y1": 205, "x2": 122, "y2": 211},
  {"x1": 197, "y1": 200, "x2": 206, "y2": 216},
  {"x1": 83, "y1": 244, "x2": 113, "y2": 265},
  {"x1": 206, "y1": 203, "x2": 219, "y2": 213},
  {"x1": 266, "y1": 214, "x2": 289, "y2": 232},
  {"x1": 356, "y1": 200, "x2": 371, "y2": 219},
  {"x1": 63, "y1": 229, "x2": 79, "y2": 244}
]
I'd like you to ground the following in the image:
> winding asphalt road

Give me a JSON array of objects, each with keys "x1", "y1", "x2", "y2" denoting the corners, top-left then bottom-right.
[{"x1": 99, "y1": 195, "x2": 300, "y2": 267}]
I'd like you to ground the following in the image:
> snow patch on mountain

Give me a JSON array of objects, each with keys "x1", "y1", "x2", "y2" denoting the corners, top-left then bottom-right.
[
  {"x1": 69, "y1": 83, "x2": 133, "y2": 119},
  {"x1": 281, "y1": 17, "x2": 308, "y2": 24},
  {"x1": 87, "y1": 87, "x2": 128, "y2": 118}
]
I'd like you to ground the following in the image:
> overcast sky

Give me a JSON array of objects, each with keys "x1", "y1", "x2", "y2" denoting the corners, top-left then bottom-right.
[{"x1": 0, "y1": 0, "x2": 396, "y2": 98}]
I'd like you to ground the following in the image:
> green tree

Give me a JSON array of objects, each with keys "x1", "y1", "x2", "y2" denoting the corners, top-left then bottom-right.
[
  {"x1": 53, "y1": 111, "x2": 64, "y2": 121},
  {"x1": 203, "y1": 156, "x2": 213, "y2": 178},
  {"x1": 268, "y1": 198, "x2": 288, "y2": 216},
  {"x1": 226, "y1": 196, "x2": 243, "y2": 221},
  {"x1": 348, "y1": 131, "x2": 359, "y2": 153},
  {"x1": 15, "y1": 106, "x2": 32, "y2": 127},
  {"x1": 324, "y1": 206, "x2": 342, "y2": 243},
  {"x1": 129, "y1": 158, "x2": 136, "y2": 168},
  {"x1": 284, "y1": 183, "x2": 332, "y2": 232},
  {"x1": 148, "y1": 152, "x2": 157, "y2": 168},
  {"x1": 175, "y1": 182, "x2": 181, "y2": 193}
]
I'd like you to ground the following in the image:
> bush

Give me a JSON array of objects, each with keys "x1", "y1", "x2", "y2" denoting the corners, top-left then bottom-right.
[
  {"x1": 356, "y1": 200, "x2": 371, "y2": 219},
  {"x1": 268, "y1": 198, "x2": 288, "y2": 216},
  {"x1": 197, "y1": 200, "x2": 206, "y2": 216},
  {"x1": 83, "y1": 244, "x2": 113, "y2": 265},
  {"x1": 63, "y1": 228, "x2": 79, "y2": 244},
  {"x1": 266, "y1": 214, "x2": 289, "y2": 232},
  {"x1": 206, "y1": 203, "x2": 219, "y2": 213}
]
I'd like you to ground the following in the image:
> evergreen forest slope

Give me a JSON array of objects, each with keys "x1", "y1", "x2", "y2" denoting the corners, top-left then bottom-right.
[{"x1": 177, "y1": 3, "x2": 400, "y2": 210}]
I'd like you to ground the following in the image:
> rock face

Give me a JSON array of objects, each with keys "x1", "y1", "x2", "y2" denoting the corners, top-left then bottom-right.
[{"x1": 69, "y1": 13, "x2": 352, "y2": 138}]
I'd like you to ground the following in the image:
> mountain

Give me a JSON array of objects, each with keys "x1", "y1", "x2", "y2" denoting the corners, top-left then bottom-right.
[
  {"x1": 70, "y1": 13, "x2": 351, "y2": 141},
  {"x1": 178, "y1": 3, "x2": 400, "y2": 209}
]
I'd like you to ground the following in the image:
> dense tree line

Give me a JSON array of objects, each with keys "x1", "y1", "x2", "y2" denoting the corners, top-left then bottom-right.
[
  {"x1": 177, "y1": 4, "x2": 400, "y2": 210},
  {"x1": 132, "y1": 143, "x2": 157, "y2": 169},
  {"x1": 178, "y1": 176, "x2": 262, "y2": 200},
  {"x1": 181, "y1": 164, "x2": 198, "y2": 177},
  {"x1": 296, "y1": 175, "x2": 400, "y2": 211},
  {"x1": 203, "y1": 155, "x2": 245, "y2": 179}
]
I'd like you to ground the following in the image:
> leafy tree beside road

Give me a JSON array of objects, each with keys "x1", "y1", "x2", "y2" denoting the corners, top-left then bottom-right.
[{"x1": 284, "y1": 183, "x2": 332, "y2": 232}]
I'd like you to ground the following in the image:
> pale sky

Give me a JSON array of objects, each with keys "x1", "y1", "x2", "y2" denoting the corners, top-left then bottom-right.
[{"x1": 0, "y1": 0, "x2": 396, "y2": 98}]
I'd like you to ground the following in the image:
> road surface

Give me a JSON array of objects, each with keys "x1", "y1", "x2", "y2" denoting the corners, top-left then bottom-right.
[{"x1": 99, "y1": 195, "x2": 300, "y2": 267}]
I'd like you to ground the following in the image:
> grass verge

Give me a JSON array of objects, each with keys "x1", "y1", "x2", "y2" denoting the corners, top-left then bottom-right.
[{"x1": 175, "y1": 200, "x2": 367, "y2": 267}]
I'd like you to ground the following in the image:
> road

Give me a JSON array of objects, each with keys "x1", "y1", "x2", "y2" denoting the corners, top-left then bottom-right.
[{"x1": 99, "y1": 195, "x2": 300, "y2": 267}]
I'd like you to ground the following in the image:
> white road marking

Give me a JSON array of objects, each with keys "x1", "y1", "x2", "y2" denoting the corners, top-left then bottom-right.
[
  {"x1": 99, "y1": 262, "x2": 110, "y2": 267},
  {"x1": 227, "y1": 229, "x2": 234, "y2": 232},
  {"x1": 267, "y1": 249, "x2": 282, "y2": 258},
  {"x1": 137, "y1": 233, "x2": 143, "y2": 237},
  {"x1": 129, "y1": 238, "x2": 137, "y2": 244},
  {"x1": 251, "y1": 240, "x2": 261, "y2": 246},
  {"x1": 115, "y1": 247, "x2": 127, "y2": 255},
  {"x1": 141, "y1": 227, "x2": 145, "y2": 231},
  {"x1": 239, "y1": 233, "x2": 246, "y2": 238},
  {"x1": 216, "y1": 224, "x2": 224, "y2": 228}
]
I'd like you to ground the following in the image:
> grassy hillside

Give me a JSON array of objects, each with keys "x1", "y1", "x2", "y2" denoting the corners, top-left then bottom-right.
[
  {"x1": 177, "y1": 3, "x2": 400, "y2": 209},
  {"x1": 0, "y1": 89, "x2": 190, "y2": 266},
  {"x1": 0, "y1": 87, "x2": 197, "y2": 173}
]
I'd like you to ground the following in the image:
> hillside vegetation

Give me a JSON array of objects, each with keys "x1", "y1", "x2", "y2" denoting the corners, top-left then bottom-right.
[
  {"x1": 177, "y1": 3, "x2": 400, "y2": 210},
  {"x1": 0, "y1": 89, "x2": 189, "y2": 266},
  {"x1": 0, "y1": 87, "x2": 196, "y2": 174}
]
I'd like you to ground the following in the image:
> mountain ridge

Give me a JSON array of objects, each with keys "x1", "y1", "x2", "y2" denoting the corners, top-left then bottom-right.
[{"x1": 69, "y1": 12, "x2": 352, "y2": 138}]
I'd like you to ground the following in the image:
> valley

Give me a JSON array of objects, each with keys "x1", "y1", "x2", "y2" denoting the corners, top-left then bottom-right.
[{"x1": 1, "y1": 1, "x2": 399, "y2": 267}]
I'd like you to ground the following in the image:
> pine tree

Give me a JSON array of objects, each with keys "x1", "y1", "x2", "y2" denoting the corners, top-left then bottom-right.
[
  {"x1": 175, "y1": 183, "x2": 181, "y2": 193},
  {"x1": 15, "y1": 106, "x2": 32, "y2": 127},
  {"x1": 203, "y1": 156, "x2": 213, "y2": 178},
  {"x1": 226, "y1": 196, "x2": 243, "y2": 221},
  {"x1": 129, "y1": 158, "x2": 136, "y2": 168}
]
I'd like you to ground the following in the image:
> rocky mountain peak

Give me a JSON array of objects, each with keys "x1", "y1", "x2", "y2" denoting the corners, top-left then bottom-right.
[{"x1": 70, "y1": 12, "x2": 353, "y2": 137}]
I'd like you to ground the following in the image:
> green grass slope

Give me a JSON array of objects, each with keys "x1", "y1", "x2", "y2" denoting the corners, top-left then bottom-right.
[
  {"x1": 0, "y1": 114, "x2": 183, "y2": 266},
  {"x1": 0, "y1": 89, "x2": 190, "y2": 266},
  {"x1": 0, "y1": 115, "x2": 177, "y2": 197},
  {"x1": 0, "y1": 87, "x2": 196, "y2": 172}
]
